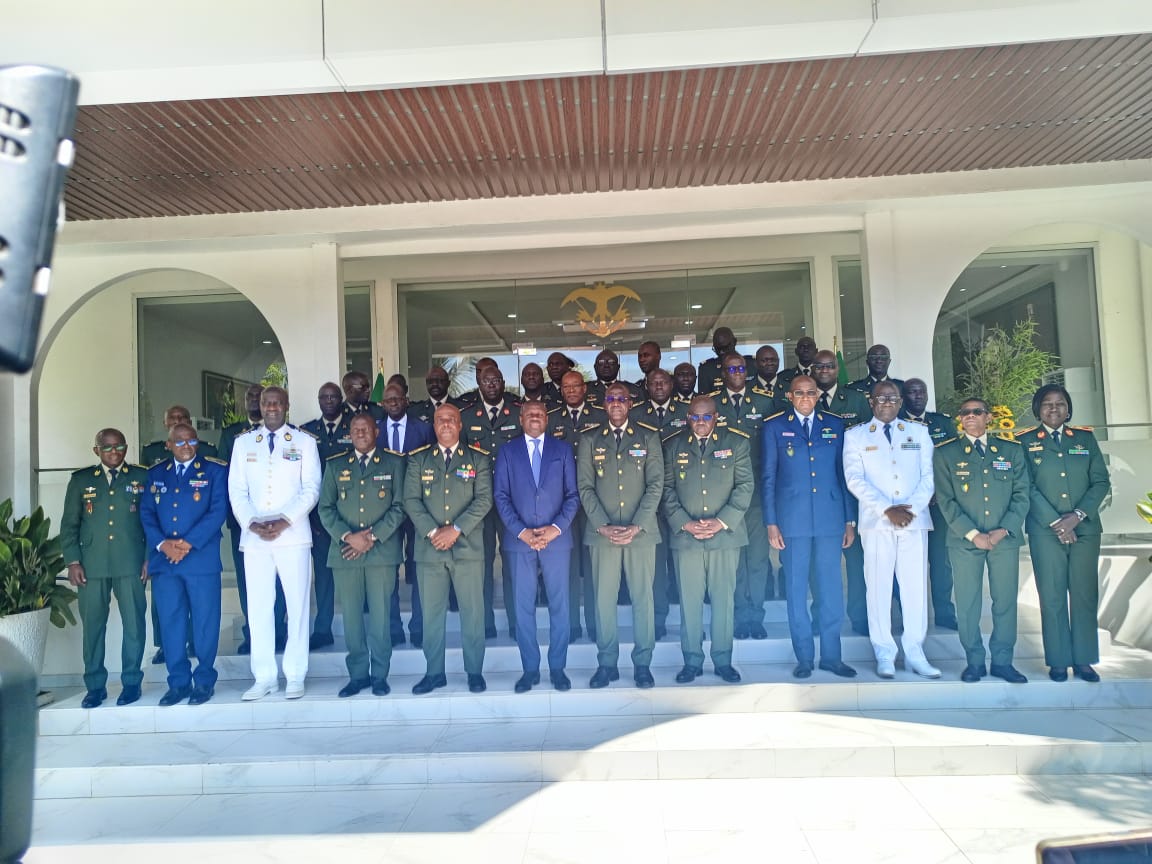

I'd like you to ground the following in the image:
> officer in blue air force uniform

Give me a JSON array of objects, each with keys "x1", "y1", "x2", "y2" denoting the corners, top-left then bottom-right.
[
  {"x1": 761, "y1": 375, "x2": 858, "y2": 679},
  {"x1": 140, "y1": 423, "x2": 229, "y2": 706}
]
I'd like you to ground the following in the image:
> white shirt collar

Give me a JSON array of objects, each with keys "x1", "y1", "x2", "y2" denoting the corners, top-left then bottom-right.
[
  {"x1": 726, "y1": 388, "x2": 746, "y2": 399},
  {"x1": 651, "y1": 400, "x2": 671, "y2": 410},
  {"x1": 965, "y1": 433, "x2": 989, "y2": 446},
  {"x1": 482, "y1": 399, "x2": 505, "y2": 414},
  {"x1": 822, "y1": 384, "x2": 838, "y2": 400},
  {"x1": 1044, "y1": 424, "x2": 1063, "y2": 437},
  {"x1": 357, "y1": 448, "x2": 376, "y2": 461}
]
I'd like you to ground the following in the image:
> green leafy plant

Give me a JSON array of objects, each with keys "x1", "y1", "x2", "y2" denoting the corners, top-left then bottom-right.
[
  {"x1": 1137, "y1": 493, "x2": 1152, "y2": 526},
  {"x1": 940, "y1": 317, "x2": 1058, "y2": 419},
  {"x1": 0, "y1": 499, "x2": 77, "y2": 628},
  {"x1": 261, "y1": 361, "x2": 287, "y2": 389}
]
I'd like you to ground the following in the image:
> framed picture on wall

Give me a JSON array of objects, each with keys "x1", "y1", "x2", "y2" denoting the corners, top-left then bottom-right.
[{"x1": 202, "y1": 371, "x2": 256, "y2": 431}]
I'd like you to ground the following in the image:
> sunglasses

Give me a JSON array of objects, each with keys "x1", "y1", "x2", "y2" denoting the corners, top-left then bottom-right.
[
  {"x1": 725, "y1": 365, "x2": 746, "y2": 374},
  {"x1": 810, "y1": 362, "x2": 836, "y2": 371},
  {"x1": 687, "y1": 413, "x2": 716, "y2": 422},
  {"x1": 97, "y1": 444, "x2": 128, "y2": 453},
  {"x1": 603, "y1": 395, "x2": 631, "y2": 404},
  {"x1": 872, "y1": 396, "x2": 901, "y2": 405},
  {"x1": 172, "y1": 439, "x2": 200, "y2": 448},
  {"x1": 958, "y1": 408, "x2": 989, "y2": 417}
]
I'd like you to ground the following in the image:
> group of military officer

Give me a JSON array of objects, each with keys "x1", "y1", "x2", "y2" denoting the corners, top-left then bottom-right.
[{"x1": 60, "y1": 329, "x2": 1110, "y2": 706}]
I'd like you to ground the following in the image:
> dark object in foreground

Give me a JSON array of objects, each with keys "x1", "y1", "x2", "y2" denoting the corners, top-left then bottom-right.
[{"x1": 0, "y1": 637, "x2": 37, "y2": 863}]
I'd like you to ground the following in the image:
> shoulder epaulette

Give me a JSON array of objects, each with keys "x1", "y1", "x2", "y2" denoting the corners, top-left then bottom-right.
[
  {"x1": 765, "y1": 410, "x2": 785, "y2": 421},
  {"x1": 660, "y1": 429, "x2": 681, "y2": 443},
  {"x1": 468, "y1": 442, "x2": 491, "y2": 456},
  {"x1": 128, "y1": 463, "x2": 148, "y2": 471},
  {"x1": 994, "y1": 431, "x2": 1019, "y2": 442},
  {"x1": 705, "y1": 389, "x2": 723, "y2": 397},
  {"x1": 727, "y1": 427, "x2": 751, "y2": 439},
  {"x1": 1069, "y1": 424, "x2": 1095, "y2": 432},
  {"x1": 1015, "y1": 425, "x2": 1038, "y2": 436},
  {"x1": 75, "y1": 465, "x2": 100, "y2": 477},
  {"x1": 547, "y1": 405, "x2": 565, "y2": 415},
  {"x1": 326, "y1": 451, "x2": 351, "y2": 462},
  {"x1": 905, "y1": 417, "x2": 927, "y2": 426},
  {"x1": 408, "y1": 444, "x2": 432, "y2": 455},
  {"x1": 380, "y1": 447, "x2": 405, "y2": 457},
  {"x1": 822, "y1": 409, "x2": 844, "y2": 418},
  {"x1": 589, "y1": 404, "x2": 606, "y2": 412},
  {"x1": 583, "y1": 422, "x2": 603, "y2": 431},
  {"x1": 751, "y1": 386, "x2": 770, "y2": 397},
  {"x1": 936, "y1": 436, "x2": 959, "y2": 448},
  {"x1": 203, "y1": 456, "x2": 227, "y2": 466},
  {"x1": 636, "y1": 421, "x2": 658, "y2": 432},
  {"x1": 296, "y1": 426, "x2": 320, "y2": 441}
]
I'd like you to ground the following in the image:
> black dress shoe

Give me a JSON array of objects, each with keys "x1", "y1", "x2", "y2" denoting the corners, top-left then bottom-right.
[
  {"x1": 158, "y1": 686, "x2": 192, "y2": 707},
  {"x1": 1073, "y1": 665, "x2": 1101, "y2": 683},
  {"x1": 514, "y1": 671, "x2": 541, "y2": 693},
  {"x1": 714, "y1": 665, "x2": 742, "y2": 683},
  {"x1": 467, "y1": 674, "x2": 487, "y2": 694},
  {"x1": 237, "y1": 640, "x2": 251, "y2": 655},
  {"x1": 550, "y1": 671, "x2": 571, "y2": 691},
  {"x1": 793, "y1": 662, "x2": 813, "y2": 679},
  {"x1": 960, "y1": 664, "x2": 987, "y2": 683},
  {"x1": 390, "y1": 633, "x2": 406, "y2": 647},
  {"x1": 750, "y1": 623, "x2": 768, "y2": 640},
  {"x1": 1049, "y1": 666, "x2": 1069, "y2": 682},
  {"x1": 589, "y1": 666, "x2": 619, "y2": 688},
  {"x1": 309, "y1": 633, "x2": 335, "y2": 651},
  {"x1": 151, "y1": 649, "x2": 165, "y2": 665},
  {"x1": 655, "y1": 625, "x2": 667, "y2": 641},
  {"x1": 189, "y1": 687, "x2": 214, "y2": 706},
  {"x1": 675, "y1": 665, "x2": 702, "y2": 683},
  {"x1": 412, "y1": 674, "x2": 447, "y2": 695},
  {"x1": 338, "y1": 678, "x2": 371, "y2": 698},
  {"x1": 733, "y1": 624, "x2": 751, "y2": 640},
  {"x1": 371, "y1": 679, "x2": 391, "y2": 696},
  {"x1": 989, "y1": 664, "x2": 1027, "y2": 683},
  {"x1": 116, "y1": 685, "x2": 141, "y2": 706},
  {"x1": 569, "y1": 628, "x2": 582, "y2": 644},
  {"x1": 935, "y1": 616, "x2": 959, "y2": 631},
  {"x1": 484, "y1": 627, "x2": 498, "y2": 639},
  {"x1": 81, "y1": 688, "x2": 107, "y2": 709},
  {"x1": 634, "y1": 665, "x2": 655, "y2": 689},
  {"x1": 410, "y1": 632, "x2": 423, "y2": 649},
  {"x1": 818, "y1": 660, "x2": 858, "y2": 678}
]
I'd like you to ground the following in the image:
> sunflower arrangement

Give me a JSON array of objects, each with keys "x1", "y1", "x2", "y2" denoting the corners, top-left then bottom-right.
[{"x1": 952, "y1": 404, "x2": 1017, "y2": 438}]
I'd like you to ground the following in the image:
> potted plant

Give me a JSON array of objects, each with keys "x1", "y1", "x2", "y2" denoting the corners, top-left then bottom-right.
[{"x1": 0, "y1": 498, "x2": 77, "y2": 677}]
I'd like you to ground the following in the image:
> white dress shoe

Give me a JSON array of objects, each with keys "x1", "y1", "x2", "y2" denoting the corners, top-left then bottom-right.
[
  {"x1": 907, "y1": 659, "x2": 942, "y2": 679},
  {"x1": 876, "y1": 660, "x2": 896, "y2": 679},
  {"x1": 242, "y1": 681, "x2": 278, "y2": 701},
  {"x1": 285, "y1": 681, "x2": 306, "y2": 700}
]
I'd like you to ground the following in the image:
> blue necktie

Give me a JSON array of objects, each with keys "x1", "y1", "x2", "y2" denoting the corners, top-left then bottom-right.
[
  {"x1": 883, "y1": 423, "x2": 892, "y2": 444},
  {"x1": 530, "y1": 438, "x2": 541, "y2": 487},
  {"x1": 267, "y1": 431, "x2": 275, "y2": 454},
  {"x1": 391, "y1": 422, "x2": 401, "y2": 452},
  {"x1": 802, "y1": 416, "x2": 811, "y2": 440}
]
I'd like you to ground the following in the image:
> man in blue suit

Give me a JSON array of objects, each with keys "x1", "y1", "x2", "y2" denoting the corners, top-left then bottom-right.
[
  {"x1": 377, "y1": 382, "x2": 435, "y2": 647},
  {"x1": 761, "y1": 375, "x2": 858, "y2": 679},
  {"x1": 141, "y1": 423, "x2": 230, "y2": 706},
  {"x1": 494, "y1": 401, "x2": 580, "y2": 692}
]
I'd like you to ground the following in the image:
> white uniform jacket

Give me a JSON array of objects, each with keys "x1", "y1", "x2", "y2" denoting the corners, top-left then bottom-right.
[
  {"x1": 842, "y1": 419, "x2": 934, "y2": 533},
  {"x1": 228, "y1": 424, "x2": 322, "y2": 549}
]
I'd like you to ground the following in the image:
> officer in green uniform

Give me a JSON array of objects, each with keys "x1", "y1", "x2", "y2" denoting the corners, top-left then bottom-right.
[
  {"x1": 450, "y1": 357, "x2": 498, "y2": 410},
  {"x1": 577, "y1": 383, "x2": 664, "y2": 689},
  {"x1": 713, "y1": 353, "x2": 778, "y2": 634},
  {"x1": 586, "y1": 349, "x2": 644, "y2": 406},
  {"x1": 673, "y1": 362, "x2": 697, "y2": 403},
  {"x1": 550, "y1": 371, "x2": 604, "y2": 642},
  {"x1": 1017, "y1": 384, "x2": 1110, "y2": 682},
  {"x1": 848, "y1": 344, "x2": 905, "y2": 394},
  {"x1": 777, "y1": 335, "x2": 818, "y2": 391},
  {"x1": 630, "y1": 368, "x2": 689, "y2": 638},
  {"x1": 319, "y1": 414, "x2": 408, "y2": 697},
  {"x1": 141, "y1": 404, "x2": 218, "y2": 466},
  {"x1": 410, "y1": 366, "x2": 453, "y2": 425},
  {"x1": 899, "y1": 378, "x2": 958, "y2": 629},
  {"x1": 812, "y1": 350, "x2": 871, "y2": 634},
  {"x1": 662, "y1": 395, "x2": 752, "y2": 684},
  {"x1": 403, "y1": 404, "x2": 492, "y2": 694},
  {"x1": 752, "y1": 344, "x2": 788, "y2": 408},
  {"x1": 541, "y1": 352, "x2": 576, "y2": 405},
  {"x1": 933, "y1": 397, "x2": 1031, "y2": 683},
  {"x1": 340, "y1": 370, "x2": 385, "y2": 422},
  {"x1": 697, "y1": 327, "x2": 754, "y2": 396},
  {"x1": 60, "y1": 428, "x2": 149, "y2": 708},
  {"x1": 460, "y1": 365, "x2": 522, "y2": 639}
]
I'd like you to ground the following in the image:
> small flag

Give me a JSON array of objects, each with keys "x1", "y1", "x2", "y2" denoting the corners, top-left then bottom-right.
[
  {"x1": 369, "y1": 359, "x2": 386, "y2": 403},
  {"x1": 834, "y1": 337, "x2": 849, "y2": 387}
]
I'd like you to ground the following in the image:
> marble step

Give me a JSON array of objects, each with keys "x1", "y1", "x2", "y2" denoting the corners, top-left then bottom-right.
[
  {"x1": 34, "y1": 686, "x2": 1152, "y2": 799},
  {"x1": 41, "y1": 648, "x2": 1152, "y2": 739}
]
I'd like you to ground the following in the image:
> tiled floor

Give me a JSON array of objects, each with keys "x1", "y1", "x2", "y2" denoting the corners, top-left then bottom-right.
[{"x1": 25, "y1": 774, "x2": 1152, "y2": 863}]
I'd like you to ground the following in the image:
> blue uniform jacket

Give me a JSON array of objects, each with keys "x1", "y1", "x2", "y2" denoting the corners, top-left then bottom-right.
[
  {"x1": 760, "y1": 410, "x2": 856, "y2": 537},
  {"x1": 493, "y1": 435, "x2": 580, "y2": 554},
  {"x1": 141, "y1": 457, "x2": 229, "y2": 576}
]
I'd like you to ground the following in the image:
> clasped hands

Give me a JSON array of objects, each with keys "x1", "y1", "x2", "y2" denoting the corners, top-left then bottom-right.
[
  {"x1": 249, "y1": 518, "x2": 290, "y2": 542},
  {"x1": 519, "y1": 525, "x2": 561, "y2": 551},
  {"x1": 1050, "y1": 512, "x2": 1082, "y2": 546},
  {"x1": 971, "y1": 527, "x2": 1010, "y2": 551},
  {"x1": 158, "y1": 538, "x2": 192, "y2": 565},
  {"x1": 682, "y1": 518, "x2": 724, "y2": 541},
  {"x1": 340, "y1": 529, "x2": 375, "y2": 561},
  {"x1": 597, "y1": 524, "x2": 641, "y2": 546}
]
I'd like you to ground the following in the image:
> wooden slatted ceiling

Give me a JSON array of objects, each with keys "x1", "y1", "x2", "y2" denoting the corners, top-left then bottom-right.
[{"x1": 65, "y1": 34, "x2": 1152, "y2": 221}]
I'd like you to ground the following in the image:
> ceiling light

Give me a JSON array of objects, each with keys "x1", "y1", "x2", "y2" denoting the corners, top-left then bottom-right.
[
  {"x1": 517, "y1": 329, "x2": 526, "y2": 334},
  {"x1": 507, "y1": 313, "x2": 517, "y2": 318},
  {"x1": 690, "y1": 304, "x2": 702, "y2": 310},
  {"x1": 684, "y1": 320, "x2": 693, "y2": 325},
  {"x1": 261, "y1": 340, "x2": 272, "y2": 345}
]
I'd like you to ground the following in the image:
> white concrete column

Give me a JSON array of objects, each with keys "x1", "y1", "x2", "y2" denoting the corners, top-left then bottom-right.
[
  {"x1": 0, "y1": 372, "x2": 33, "y2": 511},
  {"x1": 809, "y1": 253, "x2": 838, "y2": 353},
  {"x1": 1098, "y1": 232, "x2": 1150, "y2": 427},
  {"x1": 373, "y1": 276, "x2": 400, "y2": 379},
  {"x1": 294, "y1": 242, "x2": 343, "y2": 414}
]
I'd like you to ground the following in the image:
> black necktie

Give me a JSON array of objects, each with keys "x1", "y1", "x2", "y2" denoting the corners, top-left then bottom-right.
[
  {"x1": 974, "y1": 438, "x2": 985, "y2": 457},
  {"x1": 656, "y1": 406, "x2": 665, "y2": 423},
  {"x1": 699, "y1": 439, "x2": 706, "y2": 457},
  {"x1": 489, "y1": 406, "x2": 499, "y2": 425},
  {"x1": 359, "y1": 454, "x2": 368, "y2": 471},
  {"x1": 820, "y1": 393, "x2": 830, "y2": 411},
  {"x1": 801, "y1": 367, "x2": 810, "y2": 377},
  {"x1": 883, "y1": 423, "x2": 892, "y2": 444},
  {"x1": 571, "y1": 409, "x2": 579, "y2": 426},
  {"x1": 326, "y1": 421, "x2": 335, "y2": 439},
  {"x1": 444, "y1": 448, "x2": 453, "y2": 470},
  {"x1": 107, "y1": 469, "x2": 116, "y2": 488},
  {"x1": 176, "y1": 463, "x2": 185, "y2": 481},
  {"x1": 802, "y1": 416, "x2": 811, "y2": 439},
  {"x1": 732, "y1": 393, "x2": 742, "y2": 414},
  {"x1": 614, "y1": 428, "x2": 623, "y2": 447}
]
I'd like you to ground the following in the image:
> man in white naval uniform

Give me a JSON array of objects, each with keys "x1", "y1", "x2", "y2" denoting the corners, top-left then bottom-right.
[
  {"x1": 842, "y1": 380, "x2": 940, "y2": 679},
  {"x1": 228, "y1": 386, "x2": 322, "y2": 700}
]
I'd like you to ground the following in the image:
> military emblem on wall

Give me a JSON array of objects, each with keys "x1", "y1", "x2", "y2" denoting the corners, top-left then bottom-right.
[{"x1": 561, "y1": 282, "x2": 640, "y2": 338}]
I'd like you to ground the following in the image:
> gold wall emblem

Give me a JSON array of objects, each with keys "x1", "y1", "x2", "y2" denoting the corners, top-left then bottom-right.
[{"x1": 562, "y1": 282, "x2": 640, "y2": 338}]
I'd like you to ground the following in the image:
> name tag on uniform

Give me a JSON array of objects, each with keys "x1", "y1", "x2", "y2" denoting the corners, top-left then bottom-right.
[
  {"x1": 1069, "y1": 446, "x2": 1089, "y2": 456},
  {"x1": 500, "y1": 424, "x2": 516, "y2": 432},
  {"x1": 781, "y1": 431, "x2": 795, "y2": 437},
  {"x1": 865, "y1": 445, "x2": 878, "y2": 452},
  {"x1": 900, "y1": 442, "x2": 921, "y2": 450},
  {"x1": 421, "y1": 470, "x2": 435, "y2": 481},
  {"x1": 1028, "y1": 444, "x2": 1044, "y2": 452},
  {"x1": 628, "y1": 448, "x2": 647, "y2": 458},
  {"x1": 992, "y1": 460, "x2": 1011, "y2": 470},
  {"x1": 247, "y1": 454, "x2": 258, "y2": 462},
  {"x1": 470, "y1": 426, "x2": 483, "y2": 432}
]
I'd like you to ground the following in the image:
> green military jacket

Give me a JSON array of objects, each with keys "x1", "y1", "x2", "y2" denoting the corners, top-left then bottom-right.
[
  {"x1": 821, "y1": 386, "x2": 873, "y2": 429},
  {"x1": 661, "y1": 426, "x2": 753, "y2": 550},
  {"x1": 586, "y1": 379, "x2": 644, "y2": 407},
  {"x1": 576, "y1": 422, "x2": 664, "y2": 546},
  {"x1": 898, "y1": 408, "x2": 953, "y2": 445},
  {"x1": 1016, "y1": 425, "x2": 1110, "y2": 536},
  {"x1": 697, "y1": 354, "x2": 755, "y2": 396},
  {"x1": 628, "y1": 399, "x2": 689, "y2": 438},
  {"x1": 60, "y1": 463, "x2": 150, "y2": 578},
  {"x1": 460, "y1": 401, "x2": 522, "y2": 455},
  {"x1": 402, "y1": 442, "x2": 493, "y2": 562},
  {"x1": 216, "y1": 418, "x2": 258, "y2": 465},
  {"x1": 933, "y1": 434, "x2": 1030, "y2": 548},
  {"x1": 318, "y1": 449, "x2": 408, "y2": 567},
  {"x1": 548, "y1": 403, "x2": 604, "y2": 448},
  {"x1": 713, "y1": 386, "x2": 777, "y2": 476}
]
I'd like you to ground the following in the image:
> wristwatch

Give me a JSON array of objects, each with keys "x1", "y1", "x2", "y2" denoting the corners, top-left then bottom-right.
[{"x1": 846, "y1": 521, "x2": 856, "y2": 527}]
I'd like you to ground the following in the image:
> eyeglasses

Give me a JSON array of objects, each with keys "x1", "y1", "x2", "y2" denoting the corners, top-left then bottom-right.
[
  {"x1": 725, "y1": 365, "x2": 746, "y2": 374},
  {"x1": 603, "y1": 395, "x2": 631, "y2": 404},
  {"x1": 97, "y1": 444, "x2": 128, "y2": 453},
  {"x1": 810, "y1": 362, "x2": 836, "y2": 371},
  {"x1": 872, "y1": 396, "x2": 901, "y2": 405},
  {"x1": 687, "y1": 413, "x2": 715, "y2": 422},
  {"x1": 957, "y1": 408, "x2": 988, "y2": 417},
  {"x1": 172, "y1": 439, "x2": 200, "y2": 448},
  {"x1": 791, "y1": 389, "x2": 819, "y2": 398}
]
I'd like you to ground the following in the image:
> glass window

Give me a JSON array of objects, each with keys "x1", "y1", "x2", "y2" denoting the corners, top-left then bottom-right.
[
  {"x1": 398, "y1": 263, "x2": 813, "y2": 399},
  {"x1": 836, "y1": 258, "x2": 867, "y2": 381},
  {"x1": 932, "y1": 247, "x2": 1102, "y2": 425},
  {"x1": 137, "y1": 293, "x2": 284, "y2": 453},
  {"x1": 343, "y1": 282, "x2": 373, "y2": 376}
]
